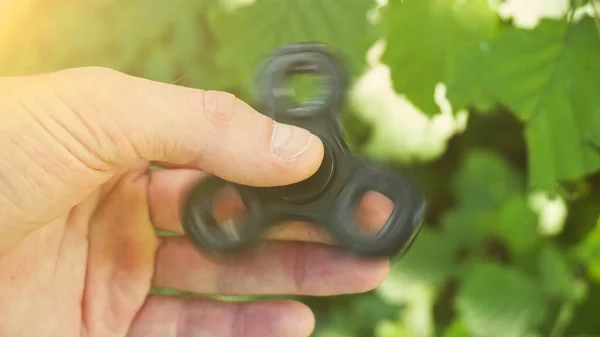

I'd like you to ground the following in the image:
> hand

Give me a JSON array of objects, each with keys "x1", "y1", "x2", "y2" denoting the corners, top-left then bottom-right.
[{"x1": 0, "y1": 67, "x2": 391, "y2": 337}]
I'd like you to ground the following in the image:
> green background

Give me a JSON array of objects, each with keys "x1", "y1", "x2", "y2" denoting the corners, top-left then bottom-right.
[{"x1": 2, "y1": 0, "x2": 600, "y2": 336}]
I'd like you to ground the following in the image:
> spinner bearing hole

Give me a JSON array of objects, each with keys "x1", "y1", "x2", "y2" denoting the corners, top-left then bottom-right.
[
  {"x1": 278, "y1": 61, "x2": 333, "y2": 116},
  {"x1": 354, "y1": 191, "x2": 394, "y2": 235},
  {"x1": 209, "y1": 187, "x2": 248, "y2": 239},
  {"x1": 285, "y1": 71, "x2": 324, "y2": 106}
]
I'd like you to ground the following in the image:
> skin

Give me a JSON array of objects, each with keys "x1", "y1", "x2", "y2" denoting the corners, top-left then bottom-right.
[{"x1": 0, "y1": 67, "x2": 392, "y2": 337}]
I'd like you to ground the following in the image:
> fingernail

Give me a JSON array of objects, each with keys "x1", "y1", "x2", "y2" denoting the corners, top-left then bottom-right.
[{"x1": 270, "y1": 122, "x2": 314, "y2": 161}]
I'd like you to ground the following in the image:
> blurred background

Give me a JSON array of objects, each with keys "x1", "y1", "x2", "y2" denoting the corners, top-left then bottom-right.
[{"x1": 2, "y1": 0, "x2": 600, "y2": 336}]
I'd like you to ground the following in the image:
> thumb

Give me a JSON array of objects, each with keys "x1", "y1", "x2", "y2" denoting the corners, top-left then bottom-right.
[{"x1": 42, "y1": 67, "x2": 325, "y2": 187}]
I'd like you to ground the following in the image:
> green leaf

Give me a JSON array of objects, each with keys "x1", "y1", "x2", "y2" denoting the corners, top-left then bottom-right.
[
  {"x1": 452, "y1": 150, "x2": 524, "y2": 212},
  {"x1": 377, "y1": 230, "x2": 450, "y2": 336},
  {"x1": 442, "y1": 150, "x2": 538, "y2": 256},
  {"x1": 350, "y1": 294, "x2": 401, "y2": 334},
  {"x1": 441, "y1": 208, "x2": 487, "y2": 251},
  {"x1": 308, "y1": 292, "x2": 401, "y2": 337},
  {"x1": 386, "y1": 228, "x2": 457, "y2": 289},
  {"x1": 208, "y1": 0, "x2": 378, "y2": 86},
  {"x1": 448, "y1": 17, "x2": 600, "y2": 191},
  {"x1": 442, "y1": 197, "x2": 539, "y2": 258},
  {"x1": 538, "y1": 243, "x2": 577, "y2": 300},
  {"x1": 323, "y1": 293, "x2": 401, "y2": 337},
  {"x1": 375, "y1": 320, "x2": 414, "y2": 337},
  {"x1": 443, "y1": 320, "x2": 471, "y2": 337},
  {"x1": 563, "y1": 283, "x2": 600, "y2": 336},
  {"x1": 381, "y1": 0, "x2": 500, "y2": 116},
  {"x1": 485, "y1": 195, "x2": 539, "y2": 255},
  {"x1": 456, "y1": 263, "x2": 548, "y2": 337},
  {"x1": 575, "y1": 215, "x2": 600, "y2": 284}
]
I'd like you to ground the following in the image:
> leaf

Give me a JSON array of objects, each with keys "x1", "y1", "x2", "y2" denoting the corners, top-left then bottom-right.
[
  {"x1": 376, "y1": 230, "x2": 450, "y2": 336},
  {"x1": 308, "y1": 292, "x2": 401, "y2": 337},
  {"x1": 323, "y1": 293, "x2": 401, "y2": 337},
  {"x1": 385, "y1": 228, "x2": 457, "y2": 290},
  {"x1": 437, "y1": 150, "x2": 538, "y2": 261},
  {"x1": 442, "y1": 197, "x2": 539, "y2": 258},
  {"x1": 380, "y1": 0, "x2": 500, "y2": 116},
  {"x1": 486, "y1": 195, "x2": 539, "y2": 255},
  {"x1": 452, "y1": 150, "x2": 524, "y2": 212},
  {"x1": 563, "y1": 283, "x2": 600, "y2": 336},
  {"x1": 447, "y1": 150, "x2": 539, "y2": 256},
  {"x1": 448, "y1": 17, "x2": 600, "y2": 191},
  {"x1": 349, "y1": 294, "x2": 402, "y2": 335},
  {"x1": 443, "y1": 320, "x2": 471, "y2": 337},
  {"x1": 441, "y1": 208, "x2": 487, "y2": 251},
  {"x1": 375, "y1": 320, "x2": 414, "y2": 337},
  {"x1": 208, "y1": 0, "x2": 378, "y2": 86},
  {"x1": 538, "y1": 243, "x2": 577, "y2": 300},
  {"x1": 575, "y1": 215, "x2": 600, "y2": 284},
  {"x1": 376, "y1": 229, "x2": 449, "y2": 336},
  {"x1": 456, "y1": 263, "x2": 548, "y2": 337}
]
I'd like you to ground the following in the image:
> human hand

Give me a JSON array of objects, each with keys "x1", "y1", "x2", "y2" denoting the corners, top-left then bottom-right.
[{"x1": 0, "y1": 67, "x2": 391, "y2": 337}]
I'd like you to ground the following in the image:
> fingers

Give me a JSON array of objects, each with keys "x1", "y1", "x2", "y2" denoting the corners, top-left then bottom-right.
[
  {"x1": 127, "y1": 296, "x2": 315, "y2": 337},
  {"x1": 148, "y1": 168, "x2": 206, "y2": 234},
  {"x1": 148, "y1": 168, "x2": 394, "y2": 243},
  {"x1": 152, "y1": 237, "x2": 389, "y2": 296},
  {"x1": 43, "y1": 67, "x2": 324, "y2": 187},
  {"x1": 83, "y1": 169, "x2": 160, "y2": 337}
]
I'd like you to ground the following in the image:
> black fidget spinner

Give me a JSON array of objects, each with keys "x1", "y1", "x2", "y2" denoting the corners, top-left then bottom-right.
[{"x1": 181, "y1": 42, "x2": 426, "y2": 258}]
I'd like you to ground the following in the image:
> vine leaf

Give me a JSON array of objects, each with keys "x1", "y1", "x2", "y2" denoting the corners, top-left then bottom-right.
[
  {"x1": 538, "y1": 243, "x2": 577, "y2": 300},
  {"x1": 380, "y1": 0, "x2": 499, "y2": 116},
  {"x1": 381, "y1": 228, "x2": 456, "y2": 292},
  {"x1": 452, "y1": 150, "x2": 524, "y2": 212},
  {"x1": 208, "y1": 0, "x2": 378, "y2": 87},
  {"x1": 443, "y1": 150, "x2": 539, "y2": 256},
  {"x1": 448, "y1": 17, "x2": 600, "y2": 192},
  {"x1": 456, "y1": 263, "x2": 548, "y2": 337},
  {"x1": 443, "y1": 320, "x2": 471, "y2": 337},
  {"x1": 576, "y1": 215, "x2": 600, "y2": 284}
]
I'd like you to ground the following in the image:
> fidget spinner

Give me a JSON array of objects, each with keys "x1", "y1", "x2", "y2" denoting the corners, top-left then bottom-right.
[{"x1": 181, "y1": 42, "x2": 426, "y2": 258}]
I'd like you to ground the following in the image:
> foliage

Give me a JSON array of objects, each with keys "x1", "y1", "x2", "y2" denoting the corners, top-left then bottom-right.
[{"x1": 2, "y1": 0, "x2": 600, "y2": 336}]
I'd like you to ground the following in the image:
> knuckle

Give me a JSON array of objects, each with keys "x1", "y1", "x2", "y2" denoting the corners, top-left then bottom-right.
[{"x1": 199, "y1": 90, "x2": 239, "y2": 130}]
